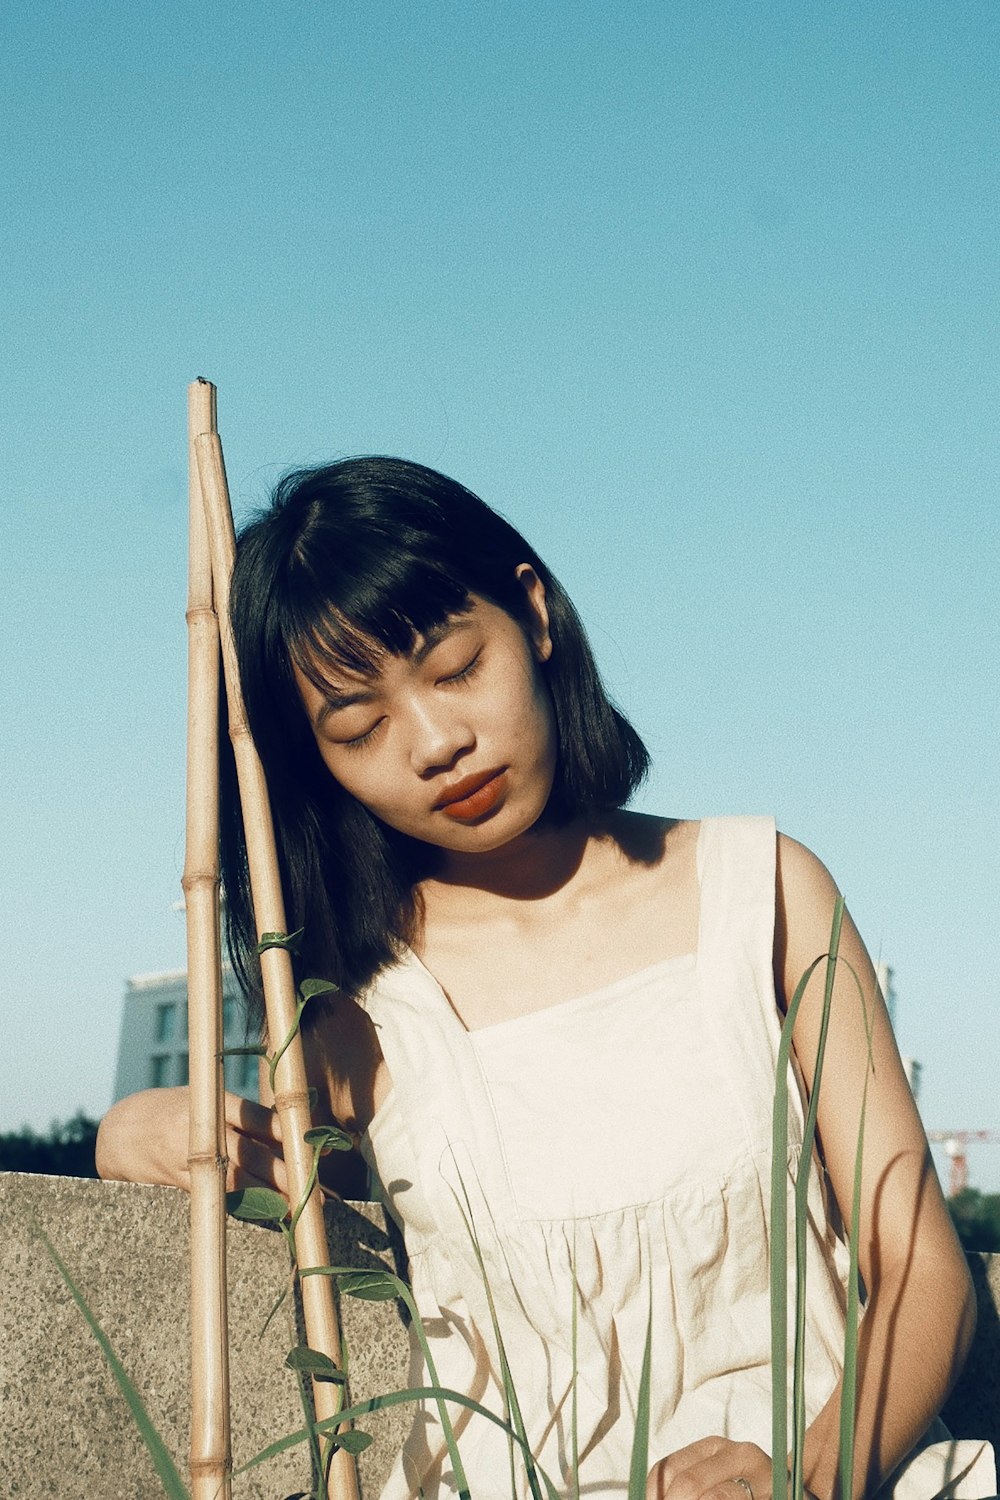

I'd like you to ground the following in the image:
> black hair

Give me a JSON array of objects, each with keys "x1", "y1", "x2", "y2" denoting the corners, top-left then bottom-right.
[{"x1": 220, "y1": 457, "x2": 650, "y2": 1023}]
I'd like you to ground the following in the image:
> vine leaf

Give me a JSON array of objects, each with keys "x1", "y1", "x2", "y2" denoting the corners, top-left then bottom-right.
[
  {"x1": 268, "y1": 977, "x2": 338, "y2": 1091},
  {"x1": 333, "y1": 1431, "x2": 373, "y2": 1455},
  {"x1": 226, "y1": 1187, "x2": 289, "y2": 1224},
  {"x1": 304, "y1": 1125, "x2": 355, "y2": 1154},
  {"x1": 285, "y1": 1346, "x2": 347, "y2": 1384},
  {"x1": 257, "y1": 928, "x2": 305, "y2": 955},
  {"x1": 336, "y1": 1270, "x2": 403, "y2": 1302},
  {"x1": 299, "y1": 978, "x2": 338, "y2": 1002}
]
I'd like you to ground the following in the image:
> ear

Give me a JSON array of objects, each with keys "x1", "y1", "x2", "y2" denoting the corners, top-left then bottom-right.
[{"x1": 515, "y1": 564, "x2": 553, "y2": 663}]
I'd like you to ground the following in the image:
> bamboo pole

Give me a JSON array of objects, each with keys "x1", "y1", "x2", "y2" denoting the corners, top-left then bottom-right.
[
  {"x1": 194, "y1": 409, "x2": 360, "y2": 1500},
  {"x1": 184, "y1": 379, "x2": 233, "y2": 1499}
]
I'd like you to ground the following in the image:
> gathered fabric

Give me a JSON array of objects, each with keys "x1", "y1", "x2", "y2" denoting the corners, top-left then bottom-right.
[{"x1": 358, "y1": 816, "x2": 994, "y2": 1499}]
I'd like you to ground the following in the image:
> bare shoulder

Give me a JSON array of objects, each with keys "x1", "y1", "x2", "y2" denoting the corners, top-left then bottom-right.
[
  {"x1": 300, "y1": 991, "x2": 384, "y2": 1134},
  {"x1": 775, "y1": 830, "x2": 841, "y2": 919},
  {"x1": 774, "y1": 831, "x2": 844, "y2": 954},
  {"x1": 772, "y1": 831, "x2": 876, "y2": 1031}
]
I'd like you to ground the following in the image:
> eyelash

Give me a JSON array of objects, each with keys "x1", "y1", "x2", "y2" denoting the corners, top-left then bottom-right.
[
  {"x1": 339, "y1": 651, "x2": 482, "y2": 752},
  {"x1": 341, "y1": 722, "x2": 382, "y2": 752},
  {"x1": 445, "y1": 650, "x2": 481, "y2": 685}
]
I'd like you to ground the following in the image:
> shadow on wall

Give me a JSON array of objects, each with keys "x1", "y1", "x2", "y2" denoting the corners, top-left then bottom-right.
[
  {"x1": 2, "y1": 1171, "x2": 998, "y2": 1498},
  {"x1": 2, "y1": 1171, "x2": 409, "y2": 1499}
]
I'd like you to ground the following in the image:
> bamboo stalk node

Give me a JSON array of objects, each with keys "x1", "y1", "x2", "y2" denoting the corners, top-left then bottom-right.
[
  {"x1": 191, "y1": 1457, "x2": 232, "y2": 1479},
  {"x1": 271, "y1": 1089, "x2": 316, "y2": 1114},
  {"x1": 186, "y1": 378, "x2": 233, "y2": 1499},
  {"x1": 192, "y1": 383, "x2": 358, "y2": 1498},
  {"x1": 228, "y1": 720, "x2": 255, "y2": 747}
]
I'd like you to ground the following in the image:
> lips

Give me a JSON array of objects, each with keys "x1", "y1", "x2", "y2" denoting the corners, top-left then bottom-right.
[{"x1": 435, "y1": 768, "x2": 508, "y2": 820}]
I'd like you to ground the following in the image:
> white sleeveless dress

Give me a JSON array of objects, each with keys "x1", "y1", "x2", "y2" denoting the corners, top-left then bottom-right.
[{"x1": 358, "y1": 816, "x2": 994, "y2": 1499}]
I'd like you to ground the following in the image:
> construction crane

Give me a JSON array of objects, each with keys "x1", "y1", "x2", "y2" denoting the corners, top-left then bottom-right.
[{"x1": 926, "y1": 1130, "x2": 1000, "y2": 1197}]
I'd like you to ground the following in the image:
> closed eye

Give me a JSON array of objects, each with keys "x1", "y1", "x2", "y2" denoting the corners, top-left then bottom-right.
[
  {"x1": 339, "y1": 718, "x2": 384, "y2": 751},
  {"x1": 441, "y1": 650, "x2": 481, "y2": 685}
]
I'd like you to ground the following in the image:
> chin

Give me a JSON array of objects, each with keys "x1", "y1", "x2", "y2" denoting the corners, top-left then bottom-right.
[{"x1": 461, "y1": 796, "x2": 553, "y2": 851}]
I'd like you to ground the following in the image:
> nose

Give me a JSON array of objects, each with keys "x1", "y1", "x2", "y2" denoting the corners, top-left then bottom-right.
[{"x1": 406, "y1": 696, "x2": 474, "y2": 777}]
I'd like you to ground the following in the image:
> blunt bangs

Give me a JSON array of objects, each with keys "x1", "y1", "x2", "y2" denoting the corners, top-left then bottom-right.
[{"x1": 281, "y1": 541, "x2": 474, "y2": 694}]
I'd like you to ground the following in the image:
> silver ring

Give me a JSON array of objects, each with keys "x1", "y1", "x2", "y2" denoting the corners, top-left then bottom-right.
[{"x1": 732, "y1": 1481, "x2": 753, "y2": 1500}]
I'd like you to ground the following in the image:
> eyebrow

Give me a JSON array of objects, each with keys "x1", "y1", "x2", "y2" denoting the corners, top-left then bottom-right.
[{"x1": 312, "y1": 618, "x2": 470, "y2": 730}]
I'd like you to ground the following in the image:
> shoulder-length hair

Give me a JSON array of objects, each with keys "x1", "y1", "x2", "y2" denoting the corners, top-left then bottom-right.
[{"x1": 220, "y1": 456, "x2": 649, "y2": 1024}]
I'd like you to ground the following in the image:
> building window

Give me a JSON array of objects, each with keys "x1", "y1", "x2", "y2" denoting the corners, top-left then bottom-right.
[
  {"x1": 149, "y1": 1055, "x2": 170, "y2": 1088},
  {"x1": 177, "y1": 1053, "x2": 189, "y2": 1086},
  {"x1": 155, "y1": 1004, "x2": 175, "y2": 1044}
]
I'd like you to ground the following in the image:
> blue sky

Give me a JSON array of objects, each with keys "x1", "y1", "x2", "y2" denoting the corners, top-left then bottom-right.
[{"x1": 3, "y1": 1, "x2": 998, "y2": 1190}]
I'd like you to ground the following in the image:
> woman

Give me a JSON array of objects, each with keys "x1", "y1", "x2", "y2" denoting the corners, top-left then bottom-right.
[{"x1": 98, "y1": 458, "x2": 992, "y2": 1500}]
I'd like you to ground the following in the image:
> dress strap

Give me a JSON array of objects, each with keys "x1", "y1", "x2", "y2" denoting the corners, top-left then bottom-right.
[
  {"x1": 695, "y1": 815, "x2": 794, "y2": 1149},
  {"x1": 359, "y1": 951, "x2": 519, "y2": 1234}
]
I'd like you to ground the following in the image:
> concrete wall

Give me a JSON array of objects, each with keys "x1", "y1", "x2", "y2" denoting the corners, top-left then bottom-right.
[
  {"x1": 3, "y1": 1173, "x2": 408, "y2": 1499},
  {"x1": 3, "y1": 1171, "x2": 998, "y2": 1499}
]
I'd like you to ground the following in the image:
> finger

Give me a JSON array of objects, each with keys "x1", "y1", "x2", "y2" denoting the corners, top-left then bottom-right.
[
  {"x1": 225, "y1": 1162, "x2": 287, "y2": 1197},
  {"x1": 225, "y1": 1131, "x2": 289, "y2": 1197},
  {"x1": 682, "y1": 1447, "x2": 764, "y2": 1500},
  {"x1": 649, "y1": 1438, "x2": 728, "y2": 1497},
  {"x1": 225, "y1": 1093, "x2": 283, "y2": 1146},
  {"x1": 648, "y1": 1441, "x2": 763, "y2": 1500}
]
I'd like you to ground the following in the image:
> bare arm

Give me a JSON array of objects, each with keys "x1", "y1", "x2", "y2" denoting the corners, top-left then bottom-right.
[
  {"x1": 778, "y1": 834, "x2": 974, "y2": 1500},
  {"x1": 96, "y1": 999, "x2": 373, "y2": 1203},
  {"x1": 95, "y1": 1084, "x2": 287, "y2": 1194},
  {"x1": 648, "y1": 835, "x2": 974, "y2": 1500}
]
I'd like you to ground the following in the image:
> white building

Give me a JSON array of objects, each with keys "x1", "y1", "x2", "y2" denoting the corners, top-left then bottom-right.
[
  {"x1": 875, "y1": 961, "x2": 897, "y2": 1030},
  {"x1": 875, "y1": 962, "x2": 921, "y2": 1104},
  {"x1": 112, "y1": 966, "x2": 259, "y2": 1103}
]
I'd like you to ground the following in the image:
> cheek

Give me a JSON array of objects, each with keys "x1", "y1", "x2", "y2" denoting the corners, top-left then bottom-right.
[
  {"x1": 512, "y1": 671, "x2": 558, "y2": 777},
  {"x1": 529, "y1": 665, "x2": 557, "y2": 742},
  {"x1": 314, "y1": 746, "x2": 384, "y2": 810}
]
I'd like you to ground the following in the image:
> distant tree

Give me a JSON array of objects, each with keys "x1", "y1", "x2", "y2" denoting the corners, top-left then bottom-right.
[
  {"x1": 0, "y1": 1111, "x2": 100, "y2": 1178},
  {"x1": 947, "y1": 1187, "x2": 1000, "y2": 1253}
]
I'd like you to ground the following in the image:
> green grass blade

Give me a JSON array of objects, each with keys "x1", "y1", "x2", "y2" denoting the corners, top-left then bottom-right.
[
  {"x1": 257, "y1": 1264, "x2": 296, "y2": 1340},
  {"x1": 302, "y1": 1266, "x2": 472, "y2": 1500},
  {"x1": 236, "y1": 1383, "x2": 562, "y2": 1489},
  {"x1": 393, "y1": 1289, "x2": 473, "y2": 1500},
  {"x1": 840, "y1": 964, "x2": 876, "y2": 1500},
  {"x1": 771, "y1": 950, "x2": 827, "y2": 1500},
  {"x1": 447, "y1": 1168, "x2": 548, "y2": 1500},
  {"x1": 838, "y1": 1083, "x2": 867, "y2": 1500},
  {"x1": 290, "y1": 1359, "x2": 327, "y2": 1500},
  {"x1": 790, "y1": 897, "x2": 844, "y2": 1500},
  {"x1": 37, "y1": 1226, "x2": 190, "y2": 1500},
  {"x1": 570, "y1": 1223, "x2": 580, "y2": 1500},
  {"x1": 626, "y1": 1287, "x2": 653, "y2": 1500}
]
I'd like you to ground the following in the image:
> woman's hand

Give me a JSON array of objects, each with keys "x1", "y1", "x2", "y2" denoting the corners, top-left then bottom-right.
[
  {"x1": 647, "y1": 1438, "x2": 776, "y2": 1500},
  {"x1": 96, "y1": 1086, "x2": 288, "y2": 1197}
]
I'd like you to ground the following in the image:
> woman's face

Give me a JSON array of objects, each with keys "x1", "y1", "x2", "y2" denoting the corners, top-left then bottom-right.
[{"x1": 294, "y1": 569, "x2": 558, "y2": 856}]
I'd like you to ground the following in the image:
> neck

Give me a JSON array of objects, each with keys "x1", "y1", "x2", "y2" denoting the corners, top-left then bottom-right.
[{"x1": 422, "y1": 813, "x2": 599, "y2": 906}]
